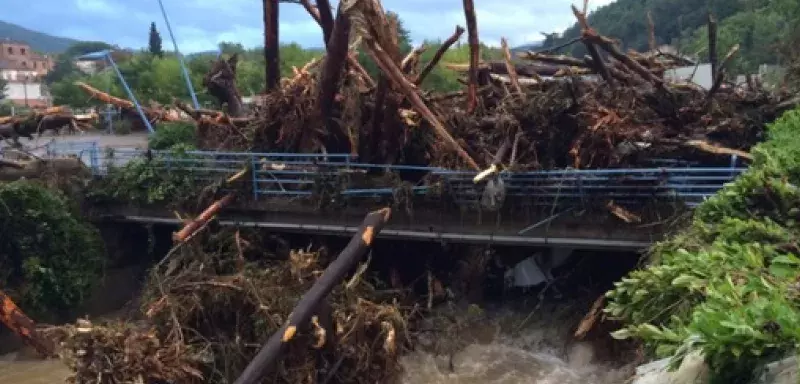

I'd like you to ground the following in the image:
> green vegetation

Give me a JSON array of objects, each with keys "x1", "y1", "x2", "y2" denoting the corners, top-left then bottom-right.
[
  {"x1": 542, "y1": 0, "x2": 800, "y2": 76},
  {"x1": 0, "y1": 181, "x2": 105, "y2": 318},
  {"x1": 87, "y1": 146, "x2": 201, "y2": 206},
  {"x1": 148, "y1": 22, "x2": 163, "y2": 58},
  {"x1": 606, "y1": 107, "x2": 800, "y2": 383},
  {"x1": 47, "y1": 11, "x2": 504, "y2": 109},
  {"x1": 0, "y1": 76, "x2": 7, "y2": 101},
  {"x1": 147, "y1": 121, "x2": 197, "y2": 150},
  {"x1": 0, "y1": 20, "x2": 79, "y2": 53}
]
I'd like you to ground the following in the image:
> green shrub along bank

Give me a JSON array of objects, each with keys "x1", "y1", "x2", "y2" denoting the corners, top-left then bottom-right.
[
  {"x1": 606, "y1": 108, "x2": 800, "y2": 383},
  {"x1": 0, "y1": 181, "x2": 105, "y2": 319},
  {"x1": 148, "y1": 121, "x2": 197, "y2": 150},
  {"x1": 87, "y1": 146, "x2": 203, "y2": 207}
]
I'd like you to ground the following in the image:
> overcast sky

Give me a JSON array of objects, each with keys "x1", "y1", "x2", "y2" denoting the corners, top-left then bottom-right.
[{"x1": 10, "y1": 0, "x2": 616, "y2": 53}]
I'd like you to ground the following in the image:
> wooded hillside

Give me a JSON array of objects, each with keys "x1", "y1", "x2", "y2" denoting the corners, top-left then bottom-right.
[{"x1": 541, "y1": 0, "x2": 798, "y2": 75}]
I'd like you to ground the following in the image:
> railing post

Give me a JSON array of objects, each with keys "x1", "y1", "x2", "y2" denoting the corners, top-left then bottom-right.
[
  {"x1": 91, "y1": 142, "x2": 99, "y2": 174},
  {"x1": 251, "y1": 155, "x2": 259, "y2": 200},
  {"x1": 729, "y1": 154, "x2": 738, "y2": 179}
]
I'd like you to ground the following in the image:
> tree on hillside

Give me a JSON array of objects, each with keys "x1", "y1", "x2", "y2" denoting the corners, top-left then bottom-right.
[{"x1": 149, "y1": 22, "x2": 164, "y2": 58}]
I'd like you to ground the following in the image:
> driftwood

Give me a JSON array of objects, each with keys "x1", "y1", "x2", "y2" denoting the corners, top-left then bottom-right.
[
  {"x1": 0, "y1": 289, "x2": 55, "y2": 357},
  {"x1": 462, "y1": 0, "x2": 480, "y2": 113},
  {"x1": 203, "y1": 55, "x2": 245, "y2": 117},
  {"x1": 318, "y1": 5, "x2": 352, "y2": 135},
  {"x1": 708, "y1": 14, "x2": 718, "y2": 79},
  {"x1": 0, "y1": 158, "x2": 90, "y2": 181},
  {"x1": 416, "y1": 25, "x2": 465, "y2": 85},
  {"x1": 172, "y1": 168, "x2": 249, "y2": 242},
  {"x1": 232, "y1": 207, "x2": 392, "y2": 384},
  {"x1": 264, "y1": 0, "x2": 280, "y2": 91}
]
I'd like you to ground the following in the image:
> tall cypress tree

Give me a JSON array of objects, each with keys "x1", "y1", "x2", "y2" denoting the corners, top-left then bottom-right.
[{"x1": 148, "y1": 22, "x2": 164, "y2": 58}]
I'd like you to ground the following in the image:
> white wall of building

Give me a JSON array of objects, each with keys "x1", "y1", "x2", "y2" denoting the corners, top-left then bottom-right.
[
  {"x1": 4, "y1": 82, "x2": 45, "y2": 100},
  {"x1": 664, "y1": 64, "x2": 714, "y2": 89},
  {"x1": 1, "y1": 69, "x2": 39, "y2": 81},
  {"x1": 75, "y1": 60, "x2": 98, "y2": 75}
]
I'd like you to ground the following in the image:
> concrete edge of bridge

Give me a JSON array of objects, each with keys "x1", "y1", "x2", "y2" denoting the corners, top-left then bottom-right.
[{"x1": 99, "y1": 215, "x2": 652, "y2": 251}]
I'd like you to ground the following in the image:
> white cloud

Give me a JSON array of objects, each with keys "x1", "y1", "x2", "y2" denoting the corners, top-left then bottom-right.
[{"x1": 11, "y1": 0, "x2": 620, "y2": 53}]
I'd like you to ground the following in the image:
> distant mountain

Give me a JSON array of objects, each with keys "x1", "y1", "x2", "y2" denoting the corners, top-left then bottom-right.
[
  {"x1": 512, "y1": 41, "x2": 543, "y2": 53},
  {"x1": 0, "y1": 20, "x2": 80, "y2": 53}
]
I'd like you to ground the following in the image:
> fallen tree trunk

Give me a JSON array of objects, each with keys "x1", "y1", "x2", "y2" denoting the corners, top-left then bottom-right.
[
  {"x1": 0, "y1": 158, "x2": 90, "y2": 181},
  {"x1": 0, "y1": 289, "x2": 55, "y2": 357},
  {"x1": 415, "y1": 25, "x2": 464, "y2": 85},
  {"x1": 264, "y1": 0, "x2": 280, "y2": 91},
  {"x1": 172, "y1": 168, "x2": 249, "y2": 242},
  {"x1": 462, "y1": 0, "x2": 480, "y2": 113},
  {"x1": 232, "y1": 207, "x2": 392, "y2": 384},
  {"x1": 203, "y1": 55, "x2": 245, "y2": 117}
]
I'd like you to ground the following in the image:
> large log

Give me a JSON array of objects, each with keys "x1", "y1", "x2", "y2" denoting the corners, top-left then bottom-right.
[
  {"x1": 0, "y1": 289, "x2": 55, "y2": 357},
  {"x1": 708, "y1": 13, "x2": 718, "y2": 79},
  {"x1": 0, "y1": 158, "x2": 90, "y2": 181},
  {"x1": 462, "y1": 0, "x2": 480, "y2": 113},
  {"x1": 317, "y1": 0, "x2": 335, "y2": 45},
  {"x1": 172, "y1": 168, "x2": 249, "y2": 242},
  {"x1": 232, "y1": 207, "x2": 392, "y2": 384},
  {"x1": 264, "y1": 0, "x2": 280, "y2": 91},
  {"x1": 318, "y1": 5, "x2": 352, "y2": 135},
  {"x1": 415, "y1": 25, "x2": 464, "y2": 85},
  {"x1": 203, "y1": 55, "x2": 245, "y2": 117}
]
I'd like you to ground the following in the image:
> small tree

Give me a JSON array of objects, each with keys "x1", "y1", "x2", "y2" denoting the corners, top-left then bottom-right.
[
  {"x1": 0, "y1": 77, "x2": 7, "y2": 101},
  {"x1": 149, "y1": 22, "x2": 164, "y2": 58}
]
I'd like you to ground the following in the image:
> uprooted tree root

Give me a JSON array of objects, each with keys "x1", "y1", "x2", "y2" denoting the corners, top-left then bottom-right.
[{"x1": 51, "y1": 228, "x2": 415, "y2": 384}]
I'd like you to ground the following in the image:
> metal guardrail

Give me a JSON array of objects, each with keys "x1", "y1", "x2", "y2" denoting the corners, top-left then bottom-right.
[{"x1": 45, "y1": 141, "x2": 746, "y2": 208}]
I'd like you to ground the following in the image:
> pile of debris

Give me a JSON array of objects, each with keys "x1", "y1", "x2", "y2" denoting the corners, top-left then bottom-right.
[
  {"x1": 49, "y1": 210, "x2": 414, "y2": 384},
  {"x1": 0, "y1": 106, "x2": 97, "y2": 146},
  {"x1": 78, "y1": 2, "x2": 793, "y2": 172}
]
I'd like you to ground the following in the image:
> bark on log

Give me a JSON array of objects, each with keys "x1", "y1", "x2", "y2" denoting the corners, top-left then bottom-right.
[
  {"x1": 708, "y1": 14, "x2": 718, "y2": 79},
  {"x1": 363, "y1": 37, "x2": 480, "y2": 170},
  {"x1": 203, "y1": 55, "x2": 245, "y2": 117},
  {"x1": 0, "y1": 289, "x2": 55, "y2": 357},
  {"x1": 172, "y1": 168, "x2": 248, "y2": 242},
  {"x1": 317, "y1": 0, "x2": 335, "y2": 45},
  {"x1": 318, "y1": 6, "x2": 351, "y2": 142},
  {"x1": 172, "y1": 193, "x2": 236, "y2": 242},
  {"x1": 232, "y1": 208, "x2": 393, "y2": 384},
  {"x1": 500, "y1": 38, "x2": 528, "y2": 94},
  {"x1": 264, "y1": 0, "x2": 280, "y2": 91},
  {"x1": 0, "y1": 158, "x2": 90, "y2": 181},
  {"x1": 647, "y1": 11, "x2": 656, "y2": 52},
  {"x1": 521, "y1": 52, "x2": 590, "y2": 68},
  {"x1": 572, "y1": 6, "x2": 661, "y2": 86},
  {"x1": 415, "y1": 26, "x2": 465, "y2": 85},
  {"x1": 298, "y1": 0, "x2": 374, "y2": 87},
  {"x1": 462, "y1": 0, "x2": 480, "y2": 113},
  {"x1": 447, "y1": 61, "x2": 588, "y2": 78}
]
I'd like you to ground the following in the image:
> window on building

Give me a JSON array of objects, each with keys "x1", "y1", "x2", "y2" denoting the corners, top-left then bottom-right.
[
  {"x1": 21, "y1": 61, "x2": 27, "y2": 68},
  {"x1": 33, "y1": 62, "x2": 37, "y2": 69},
  {"x1": 20, "y1": 48, "x2": 26, "y2": 55},
  {"x1": 6, "y1": 47, "x2": 12, "y2": 55}
]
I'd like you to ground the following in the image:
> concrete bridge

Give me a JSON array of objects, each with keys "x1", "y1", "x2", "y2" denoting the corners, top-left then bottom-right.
[{"x1": 48, "y1": 139, "x2": 746, "y2": 251}]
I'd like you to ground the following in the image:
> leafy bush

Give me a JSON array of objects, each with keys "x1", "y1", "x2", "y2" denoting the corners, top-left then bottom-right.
[
  {"x1": 87, "y1": 146, "x2": 201, "y2": 206},
  {"x1": 149, "y1": 121, "x2": 197, "y2": 150},
  {"x1": 0, "y1": 181, "x2": 105, "y2": 318},
  {"x1": 606, "y1": 109, "x2": 800, "y2": 383}
]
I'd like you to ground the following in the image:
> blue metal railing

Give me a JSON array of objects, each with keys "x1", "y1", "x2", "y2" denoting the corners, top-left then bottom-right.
[{"x1": 46, "y1": 141, "x2": 746, "y2": 208}]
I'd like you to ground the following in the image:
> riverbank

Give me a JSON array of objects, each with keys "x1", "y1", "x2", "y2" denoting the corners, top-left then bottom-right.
[{"x1": 607, "y1": 107, "x2": 800, "y2": 382}]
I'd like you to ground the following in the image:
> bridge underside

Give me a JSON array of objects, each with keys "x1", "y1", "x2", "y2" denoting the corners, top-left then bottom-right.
[{"x1": 89, "y1": 200, "x2": 676, "y2": 251}]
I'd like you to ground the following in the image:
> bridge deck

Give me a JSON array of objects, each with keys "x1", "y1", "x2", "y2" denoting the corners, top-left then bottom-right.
[{"x1": 91, "y1": 201, "x2": 669, "y2": 250}]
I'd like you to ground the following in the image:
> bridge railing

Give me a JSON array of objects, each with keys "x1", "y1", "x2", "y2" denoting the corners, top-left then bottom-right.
[{"x1": 45, "y1": 141, "x2": 746, "y2": 208}]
